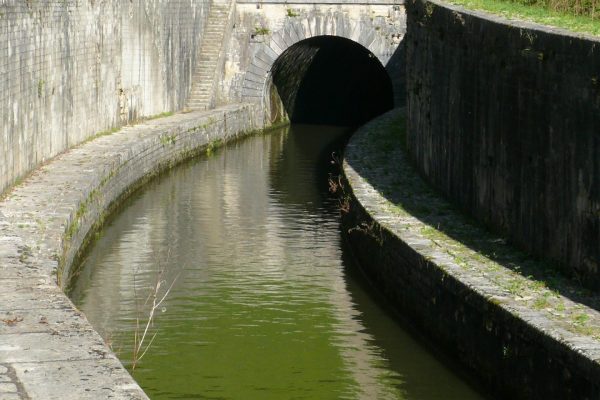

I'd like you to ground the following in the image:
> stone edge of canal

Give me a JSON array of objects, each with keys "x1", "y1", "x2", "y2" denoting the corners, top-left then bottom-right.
[
  {"x1": 340, "y1": 107, "x2": 600, "y2": 400},
  {"x1": 0, "y1": 104, "x2": 262, "y2": 400}
]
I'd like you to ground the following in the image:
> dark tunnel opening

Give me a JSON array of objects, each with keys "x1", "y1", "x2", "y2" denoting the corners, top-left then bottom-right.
[{"x1": 269, "y1": 36, "x2": 394, "y2": 127}]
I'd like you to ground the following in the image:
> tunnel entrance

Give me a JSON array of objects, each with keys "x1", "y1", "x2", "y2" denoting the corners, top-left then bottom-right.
[{"x1": 269, "y1": 36, "x2": 394, "y2": 127}]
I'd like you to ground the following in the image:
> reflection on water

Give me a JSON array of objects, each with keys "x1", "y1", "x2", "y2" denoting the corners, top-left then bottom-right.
[{"x1": 70, "y1": 125, "x2": 485, "y2": 400}]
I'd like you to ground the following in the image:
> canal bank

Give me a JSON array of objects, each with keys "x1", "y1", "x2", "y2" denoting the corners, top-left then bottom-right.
[
  {"x1": 0, "y1": 104, "x2": 262, "y2": 399},
  {"x1": 341, "y1": 108, "x2": 600, "y2": 399},
  {"x1": 69, "y1": 123, "x2": 486, "y2": 399}
]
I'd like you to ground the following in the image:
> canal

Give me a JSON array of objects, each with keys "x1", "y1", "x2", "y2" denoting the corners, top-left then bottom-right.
[{"x1": 69, "y1": 124, "x2": 485, "y2": 399}]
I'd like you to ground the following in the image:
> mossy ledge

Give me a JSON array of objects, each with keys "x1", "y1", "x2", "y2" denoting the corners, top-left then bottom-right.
[
  {"x1": 340, "y1": 108, "x2": 600, "y2": 399},
  {"x1": 0, "y1": 103, "x2": 263, "y2": 398}
]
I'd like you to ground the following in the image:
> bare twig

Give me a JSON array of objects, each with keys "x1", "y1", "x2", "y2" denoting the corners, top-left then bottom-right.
[{"x1": 131, "y1": 250, "x2": 181, "y2": 371}]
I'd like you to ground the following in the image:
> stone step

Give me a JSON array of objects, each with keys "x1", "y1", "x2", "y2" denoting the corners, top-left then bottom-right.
[
  {"x1": 189, "y1": 93, "x2": 209, "y2": 97},
  {"x1": 186, "y1": 1, "x2": 230, "y2": 110},
  {"x1": 197, "y1": 57, "x2": 218, "y2": 63},
  {"x1": 193, "y1": 73, "x2": 215, "y2": 79},
  {"x1": 196, "y1": 64, "x2": 219, "y2": 71},
  {"x1": 192, "y1": 74, "x2": 215, "y2": 80},
  {"x1": 197, "y1": 56, "x2": 218, "y2": 61},
  {"x1": 193, "y1": 69, "x2": 215, "y2": 75},
  {"x1": 192, "y1": 76, "x2": 214, "y2": 82},
  {"x1": 201, "y1": 43, "x2": 222, "y2": 48},
  {"x1": 193, "y1": 70, "x2": 217, "y2": 78}
]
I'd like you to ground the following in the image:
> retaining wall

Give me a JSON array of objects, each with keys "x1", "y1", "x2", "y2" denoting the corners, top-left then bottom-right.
[
  {"x1": 405, "y1": 0, "x2": 600, "y2": 285},
  {"x1": 342, "y1": 109, "x2": 600, "y2": 400},
  {"x1": 0, "y1": 0, "x2": 211, "y2": 196},
  {"x1": 0, "y1": 104, "x2": 262, "y2": 399}
]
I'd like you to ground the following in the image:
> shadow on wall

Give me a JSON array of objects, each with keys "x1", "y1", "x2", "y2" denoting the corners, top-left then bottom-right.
[{"x1": 269, "y1": 36, "x2": 401, "y2": 127}]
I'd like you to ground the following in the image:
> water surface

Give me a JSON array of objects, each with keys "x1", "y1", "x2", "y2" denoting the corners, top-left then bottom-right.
[{"x1": 70, "y1": 125, "x2": 485, "y2": 400}]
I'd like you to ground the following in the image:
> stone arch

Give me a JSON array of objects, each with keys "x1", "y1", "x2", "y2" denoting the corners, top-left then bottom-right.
[{"x1": 240, "y1": 14, "x2": 400, "y2": 106}]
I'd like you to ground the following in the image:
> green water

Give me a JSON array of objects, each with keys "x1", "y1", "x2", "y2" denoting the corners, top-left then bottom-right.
[{"x1": 70, "y1": 125, "x2": 486, "y2": 399}]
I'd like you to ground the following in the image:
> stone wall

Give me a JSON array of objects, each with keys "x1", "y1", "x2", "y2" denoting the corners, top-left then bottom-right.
[
  {"x1": 405, "y1": 0, "x2": 600, "y2": 285},
  {"x1": 0, "y1": 104, "x2": 262, "y2": 399},
  {"x1": 342, "y1": 109, "x2": 600, "y2": 400},
  {"x1": 0, "y1": 0, "x2": 211, "y2": 195},
  {"x1": 217, "y1": 3, "x2": 406, "y2": 113}
]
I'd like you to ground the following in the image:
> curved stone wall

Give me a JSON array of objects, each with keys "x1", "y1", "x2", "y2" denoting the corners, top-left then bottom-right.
[
  {"x1": 405, "y1": 0, "x2": 600, "y2": 285},
  {"x1": 0, "y1": 104, "x2": 261, "y2": 398},
  {"x1": 0, "y1": 0, "x2": 211, "y2": 196},
  {"x1": 342, "y1": 108, "x2": 600, "y2": 399}
]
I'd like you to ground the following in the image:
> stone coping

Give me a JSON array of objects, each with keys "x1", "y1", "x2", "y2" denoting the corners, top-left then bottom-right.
[
  {"x1": 426, "y1": 0, "x2": 600, "y2": 41},
  {"x1": 341, "y1": 108, "x2": 600, "y2": 398},
  {"x1": 0, "y1": 104, "x2": 261, "y2": 399},
  {"x1": 237, "y1": 0, "x2": 404, "y2": 4}
]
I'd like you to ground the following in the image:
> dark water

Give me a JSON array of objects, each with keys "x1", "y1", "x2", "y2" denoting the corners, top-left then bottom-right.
[{"x1": 70, "y1": 125, "x2": 485, "y2": 400}]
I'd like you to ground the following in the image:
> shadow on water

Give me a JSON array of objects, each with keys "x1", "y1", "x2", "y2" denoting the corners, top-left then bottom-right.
[
  {"x1": 340, "y1": 238, "x2": 493, "y2": 400},
  {"x1": 264, "y1": 124, "x2": 491, "y2": 399}
]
